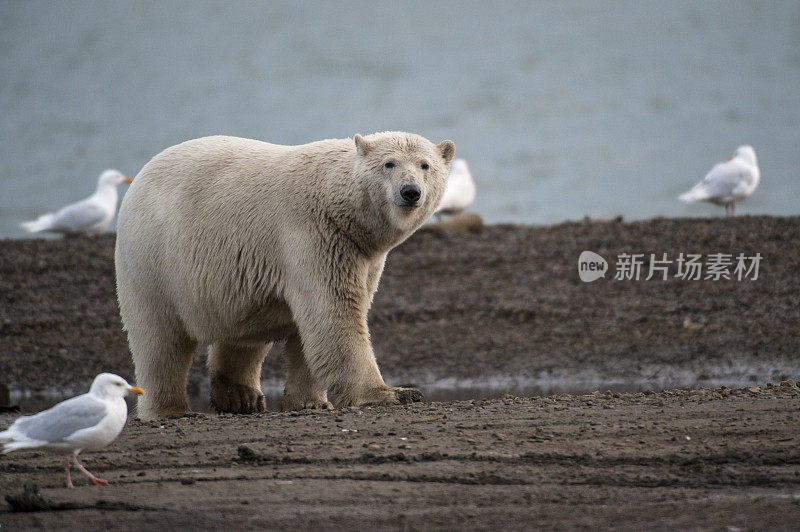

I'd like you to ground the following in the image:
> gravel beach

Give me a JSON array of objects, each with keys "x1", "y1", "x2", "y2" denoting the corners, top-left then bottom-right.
[{"x1": 1, "y1": 216, "x2": 798, "y2": 528}]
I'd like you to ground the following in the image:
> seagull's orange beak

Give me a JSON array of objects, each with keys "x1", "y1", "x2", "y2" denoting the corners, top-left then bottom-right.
[
  {"x1": 128, "y1": 386, "x2": 145, "y2": 395},
  {"x1": 726, "y1": 156, "x2": 733, "y2": 161},
  {"x1": 123, "y1": 177, "x2": 133, "y2": 184}
]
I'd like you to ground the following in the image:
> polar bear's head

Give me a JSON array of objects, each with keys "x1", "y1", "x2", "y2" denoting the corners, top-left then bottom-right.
[{"x1": 354, "y1": 132, "x2": 455, "y2": 232}]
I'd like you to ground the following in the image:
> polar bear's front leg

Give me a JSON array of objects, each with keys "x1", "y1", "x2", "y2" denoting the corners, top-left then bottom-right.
[
  {"x1": 208, "y1": 342, "x2": 269, "y2": 414},
  {"x1": 281, "y1": 334, "x2": 333, "y2": 411},
  {"x1": 287, "y1": 280, "x2": 423, "y2": 408}
]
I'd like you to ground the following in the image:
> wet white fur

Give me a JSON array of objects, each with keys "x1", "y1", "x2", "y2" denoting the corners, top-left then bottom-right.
[{"x1": 115, "y1": 133, "x2": 454, "y2": 419}]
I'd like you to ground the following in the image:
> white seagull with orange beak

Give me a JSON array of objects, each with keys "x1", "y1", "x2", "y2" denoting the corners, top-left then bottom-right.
[
  {"x1": 0, "y1": 373, "x2": 144, "y2": 488},
  {"x1": 20, "y1": 169, "x2": 133, "y2": 235},
  {"x1": 679, "y1": 145, "x2": 760, "y2": 217}
]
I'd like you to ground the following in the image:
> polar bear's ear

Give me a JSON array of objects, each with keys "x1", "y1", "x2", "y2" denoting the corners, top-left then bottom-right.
[
  {"x1": 354, "y1": 134, "x2": 371, "y2": 156},
  {"x1": 437, "y1": 140, "x2": 455, "y2": 164}
]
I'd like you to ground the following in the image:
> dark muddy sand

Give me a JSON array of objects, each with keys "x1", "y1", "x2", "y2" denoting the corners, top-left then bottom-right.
[
  {"x1": 1, "y1": 216, "x2": 799, "y2": 528},
  {"x1": 2, "y1": 385, "x2": 799, "y2": 529}
]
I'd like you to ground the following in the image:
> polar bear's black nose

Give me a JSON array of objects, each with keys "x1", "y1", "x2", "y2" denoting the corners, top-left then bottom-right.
[{"x1": 400, "y1": 185, "x2": 421, "y2": 203}]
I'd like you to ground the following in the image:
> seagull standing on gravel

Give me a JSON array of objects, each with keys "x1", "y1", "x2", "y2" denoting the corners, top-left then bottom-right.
[
  {"x1": 0, "y1": 373, "x2": 144, "y2": 488},
  {"x1": 679, "y1": 145, "x2": 760, "y2": 217},
  {"x1": 435, "y1": 158, "x2": 476, "y2": 220},
  {"x1": 20, "y1": 169, "x2": 132, "y2": 235}
]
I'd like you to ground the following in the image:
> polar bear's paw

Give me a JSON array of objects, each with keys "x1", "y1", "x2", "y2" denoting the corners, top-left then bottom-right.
[
  {"x1": 210, "y1": 375, "x2": 267, "y2": 414},
  {"x1": 281, "y1": 396, "x2": 334, "y2": 411},
  {"x1": 345, "y1": 386, "x2": 424, "y2": 407},
  {"x1": 150, "y1": 407, "x2": 193, "y2": 420},
  {"x1": 393, "y1": 387, "x2": 424, "y2": 404},
  {"x1": 176, "y1": 411, "x2": 208, "y2": 419}
]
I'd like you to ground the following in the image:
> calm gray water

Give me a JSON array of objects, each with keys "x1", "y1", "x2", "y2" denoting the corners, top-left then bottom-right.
[{"x1": 1, "y1": 0, "x2": 799, "y2": 238}]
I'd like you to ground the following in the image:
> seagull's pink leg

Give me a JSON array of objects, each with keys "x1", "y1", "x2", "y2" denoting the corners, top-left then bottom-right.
[
  {"x1": 64, "y1": 457, "x2": 74, "y2": 488},
  {"x1": 731, "y1": 201, "x2": 735, "y2": 216},
  {"x1": 72, "y1": 455, "x2": 109, "y2": 486}
]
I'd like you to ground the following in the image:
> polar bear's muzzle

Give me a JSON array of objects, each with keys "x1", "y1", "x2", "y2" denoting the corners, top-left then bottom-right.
[{"x1": 395, "y1": 184, "x2": 422, "y2": 208}]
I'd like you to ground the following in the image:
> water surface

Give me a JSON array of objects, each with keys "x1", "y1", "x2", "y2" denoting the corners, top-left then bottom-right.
[{"x1": 2, "y1": 0, "x2": 799, "y2": 238}]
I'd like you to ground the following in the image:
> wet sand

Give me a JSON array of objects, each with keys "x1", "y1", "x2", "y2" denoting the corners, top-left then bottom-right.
[
  {"x1": 1, "y1": 216, "x2": 799, "y2": 528},
  {"x1": 2, "y1": 385, "x2": 799, "y2": 529}
]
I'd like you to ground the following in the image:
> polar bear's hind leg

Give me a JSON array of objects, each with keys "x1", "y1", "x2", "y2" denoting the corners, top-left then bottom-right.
[{"x1": 208, "y1": 342, "x2": 269, "y2": 414}]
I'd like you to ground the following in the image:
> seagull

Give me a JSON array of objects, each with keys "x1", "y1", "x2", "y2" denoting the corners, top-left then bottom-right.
[
  {"x1": 20, "y1": 169, "x2": 132, "y2": 235},
  {"x1": 435, "y1": 158, "x2": 476, "y2": 220},
  {"x1": 0, "y1": 373, "x2": 144, "y2": 488},
  {"x1": 679, "y1": 145, "x2": 760, "y2": 217}
]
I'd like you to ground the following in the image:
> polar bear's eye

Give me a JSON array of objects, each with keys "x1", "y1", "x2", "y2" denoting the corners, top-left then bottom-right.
[
  {"x1": 420, "y1": 162, "x2": 429, "y2": 170},
  {"x1": 384, "y1": 161, "x2": 395, "y2": 169}
]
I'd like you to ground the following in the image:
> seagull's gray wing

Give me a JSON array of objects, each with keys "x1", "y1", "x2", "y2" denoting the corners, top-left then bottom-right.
[
  {"x1": 695, "y1": 160, "x2": 749, "y2": 198},
  {"x1": 48, "y1": 200, "x2": 108, "y2": 231},
  {"x1": 14, "y1": 396, "x2": 108, "y2": 442}
]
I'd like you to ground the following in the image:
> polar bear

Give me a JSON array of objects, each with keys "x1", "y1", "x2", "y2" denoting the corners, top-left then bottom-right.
[{"x1": 115, "y1": 132, "x2": 454, "y2": 419}]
